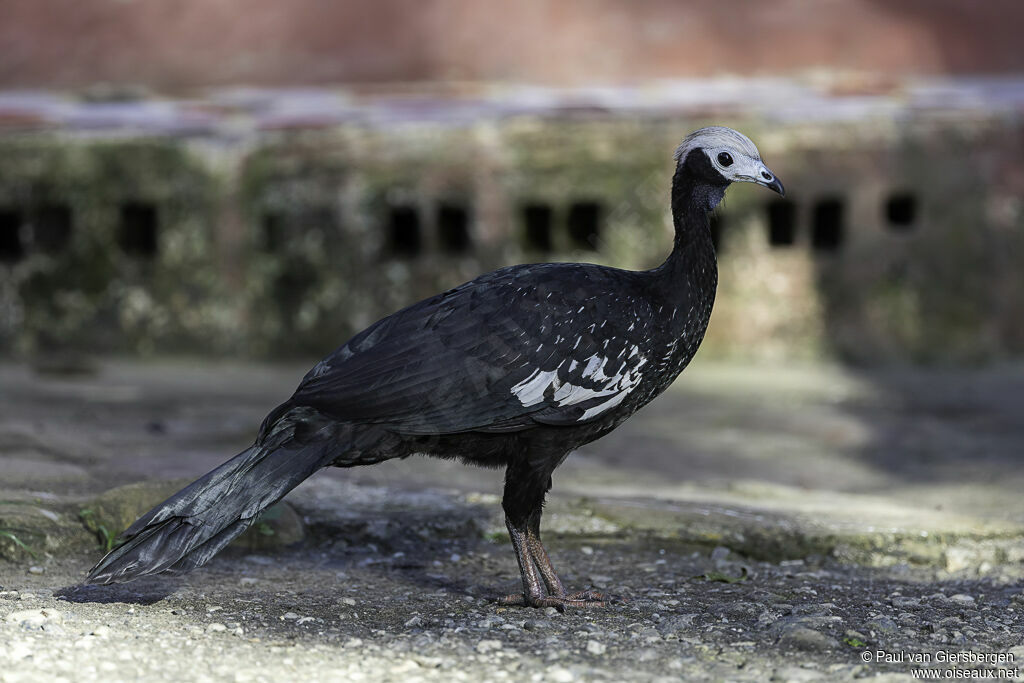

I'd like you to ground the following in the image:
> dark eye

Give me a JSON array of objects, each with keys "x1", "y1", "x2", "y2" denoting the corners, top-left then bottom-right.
[{"x1": 717, "y1": 152, "x2": 734, "y2": 167}]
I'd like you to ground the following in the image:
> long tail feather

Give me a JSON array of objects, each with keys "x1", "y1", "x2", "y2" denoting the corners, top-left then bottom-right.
[{"x1": 86, "y1": 407, "x2": 341, "y2": 585}]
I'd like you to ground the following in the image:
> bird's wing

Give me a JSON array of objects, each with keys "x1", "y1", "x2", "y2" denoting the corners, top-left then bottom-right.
[{"x1": 289, "y1": 264, "x2": 655, "y2": 435}]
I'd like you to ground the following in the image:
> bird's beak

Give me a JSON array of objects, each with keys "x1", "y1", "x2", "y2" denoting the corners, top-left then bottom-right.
[{"x1": 754, "y1": 165, "x2": 785, "y2": 197}]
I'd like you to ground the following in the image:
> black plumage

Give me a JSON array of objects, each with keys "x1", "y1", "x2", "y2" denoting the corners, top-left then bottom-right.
[{"x1": 86, "y1": 127, "x2": 784, "y2": 609}]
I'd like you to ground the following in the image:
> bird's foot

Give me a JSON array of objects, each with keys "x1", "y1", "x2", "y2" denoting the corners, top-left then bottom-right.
[{"x1": 497, "y1": 589, "x2": 606, "y2": 611}]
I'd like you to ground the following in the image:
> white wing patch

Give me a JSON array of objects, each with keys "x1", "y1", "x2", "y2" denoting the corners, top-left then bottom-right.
[
  {"x1": 578, "y1": 389, "x2": 631, "y2": 421},
  {"x1": 509, "y1": 348, "x2": 648, "y2": 421},
  {"x1": 509, "y1": 368, "x2": 560, "y2": 407}
]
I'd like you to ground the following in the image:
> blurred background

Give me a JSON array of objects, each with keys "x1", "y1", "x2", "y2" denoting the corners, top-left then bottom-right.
[
  {"x1": 3, "y1": 7, "x2": 1024, "y2": 672},
  {"x1": 1, "y1": 0, "x2": 1023, "y2": 611},
  {"x1": 0, "y1": 0, "x2": 1022, "y2": 363}
]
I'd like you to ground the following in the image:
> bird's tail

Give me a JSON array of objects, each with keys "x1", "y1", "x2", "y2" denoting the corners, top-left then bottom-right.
[{"x1": 85, "y1": 406, "x2": 342, "y2": 585}]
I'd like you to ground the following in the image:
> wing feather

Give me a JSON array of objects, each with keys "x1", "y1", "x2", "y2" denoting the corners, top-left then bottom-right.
[{"x1": 290, "y1": 264, "x2": 654, "y2": 434}]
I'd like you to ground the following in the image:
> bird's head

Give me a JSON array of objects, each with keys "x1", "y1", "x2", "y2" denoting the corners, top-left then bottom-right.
[{"x1": 674, "y1": 126, "x2": 785, "y2": 211}]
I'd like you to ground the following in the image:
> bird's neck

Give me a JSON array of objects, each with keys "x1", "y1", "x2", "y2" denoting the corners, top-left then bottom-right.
[{"x1": 654, "y1": 163, "x2": 723, "y2": 287}]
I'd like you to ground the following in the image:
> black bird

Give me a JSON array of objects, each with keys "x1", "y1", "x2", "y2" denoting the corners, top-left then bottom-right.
[{"x1": 86, "y1": 127, "x2": 784, "y2": 609}]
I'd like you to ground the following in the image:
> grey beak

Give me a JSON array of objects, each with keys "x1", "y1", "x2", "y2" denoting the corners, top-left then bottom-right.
[
  {"x1": 763, "y1": 176, "x2": 785, "y2": 197},
  {"x1": 757, "y1": 166, "x2": 785, "y2": 197}
]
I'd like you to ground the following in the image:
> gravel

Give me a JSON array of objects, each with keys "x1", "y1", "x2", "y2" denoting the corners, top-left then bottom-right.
[
  {"x1": 1, "y1": 534, "x2": 1022, "y2": 682},
  {"x1": 2, "y1": 361, "x2": 1023, "y2": 680}
]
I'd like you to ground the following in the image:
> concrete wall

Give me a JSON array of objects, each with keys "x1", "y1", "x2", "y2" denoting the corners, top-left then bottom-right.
[{"x1": 0, "y1": 87, "x2": 1022, "y2": 363}]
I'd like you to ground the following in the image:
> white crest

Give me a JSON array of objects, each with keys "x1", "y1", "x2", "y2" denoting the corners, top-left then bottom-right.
[{"x1": 674, "y1": 126, "x2": 760, "y2": 165}]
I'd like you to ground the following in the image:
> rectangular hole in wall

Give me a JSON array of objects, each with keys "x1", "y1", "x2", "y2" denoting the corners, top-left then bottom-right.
[
  {"x1": 885, "y1": 192, "x2": 917, "y2": 231},
  {"x1": 34, "y1": 204, "x2": 73, "y2": 253},
  {"x1": 522, "y1": 203, "x2": 553, "y2": 252},
  {"x1": 437, "y1": 203, "x2": 471, "y2": 254},
  {"x1": 0, "y1": 209, "x2": 24, "y2": 262},
  {"x1": 305, "y1": 206, "x2": 337, "y2": 235},
  {"x1": 387, "y1": 205, "x2": 421, "y2": 257},
  {"x1": 118, "y1": 202, "x2": 159, "y2": 257},
  {"x1": 567, "y1": 201, "x2": 601, "y2": 250},
  {"x1": 262, "y1": 212, "x2": 284, "y2": 251},
  {"x1": 812, "y1": 197, "x2": 844, "y2": 251},
  {"x1": 767, "y1": 199, "x2": 796, "y2": 246}
]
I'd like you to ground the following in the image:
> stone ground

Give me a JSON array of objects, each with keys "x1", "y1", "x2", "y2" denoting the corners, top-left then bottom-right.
[{"x1": 0, "y1": 359, "x2": 1023, "y2": 682}]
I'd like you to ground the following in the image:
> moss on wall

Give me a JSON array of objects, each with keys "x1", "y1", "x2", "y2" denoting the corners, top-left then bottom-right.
[
  {"x1": 0, "y1": 137, "x2": 228, "y2": 355},
  {"x1": 0, "y1": 115, "x2": 1020, "y2": 363}
]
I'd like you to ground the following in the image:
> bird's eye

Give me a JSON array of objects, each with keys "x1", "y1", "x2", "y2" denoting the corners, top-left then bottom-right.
[{"x1": 717, "y1": 152, "x2": 734, "y2": 167}]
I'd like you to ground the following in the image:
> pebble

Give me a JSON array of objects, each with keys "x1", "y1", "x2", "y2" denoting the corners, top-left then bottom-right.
[
  {"x1": 866, "y1": 616, "x2": 898, "y2": 633},
  {"x1": 586, "y1": 640, "x2": 606, "y2": 655},
  {"x1": 948, "y1": 594, "x2": 976, "y2": 606},
  {"x1": 404, "y1": 616, "x2": 423, "y2": 628},
  {"x1": 5, "y1": 608, "x2": 63, "y2": 627},
  {"x1": 710, "y1": 546, "x2": 730, "y2": 562},
  {"x1": 476, "y1": 639, "x2": 502, "y2": 654},
  {"x1": 844, "y1": 629, "x2": 869, "y2": 643},
  {"x1": 341, "y1": 598, "x2": 357, "y2": 606},
  {"x1": 781, "y1": 626, "x2": 838, "y2": 651},
  {"x1": 5, "y1": 641, "x2": 33, "y2": 660},
  {"x1": 636, "y1": 627, "x2": 660, "y2": 640},
  {"x1": 547, "y1": 667, "x2": 574, "y2": 682},
  {"x1": 890, "y1": 596, "x2": 920, "y2": 608},
  {"x1": 478, "y1": 616, "x2": 504, "y2": 628},
  {"x1": 207, "y1": 622, "x2": 227, "y2": 632},
  {"x1": 389, "y1": 660, "x2": 420, "y2": 675},
  {"x1": 414, "y1": 655, "x2": 444, "y2": 668},
  {"x1": 281, "y1": 612, "x2": 300, "y2": 620}
]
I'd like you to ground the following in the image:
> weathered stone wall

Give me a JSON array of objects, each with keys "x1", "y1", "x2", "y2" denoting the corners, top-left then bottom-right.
[
  {"x1": 0, "y1": 98, "x2": 1021, "y2": 362},
  {"x1": 0, "y1": 138, "x2": 226, "y2": 355},
  {"x1": 707, "y1": 119, "x2": 1024, "y2": 363}
]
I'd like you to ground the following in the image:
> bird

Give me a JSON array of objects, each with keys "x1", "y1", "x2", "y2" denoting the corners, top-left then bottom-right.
[{"x1": 85, "y1": 126, "x2": 784, "y2": 609}]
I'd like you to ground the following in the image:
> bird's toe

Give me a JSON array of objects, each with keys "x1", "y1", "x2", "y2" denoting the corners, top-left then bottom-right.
[
  {"x1": 495, "y1": 591, "x2": 606, "y2": 610},
  {"x1": 497, "y1": 593, "x2": 529, "y2": 607},
  {"x1": 564, "y1": 589, "x2": 605, "y2": 602}
]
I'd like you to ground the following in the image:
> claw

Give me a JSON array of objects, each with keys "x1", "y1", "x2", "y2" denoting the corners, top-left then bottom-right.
[
  {"x1": 497, "y1": 593, "x2": 528, "y2": 607},
  {"x1": 565, "y1": 589, "x2": 605, "y2": 602},
  {"x1": 497, "y1": 591, "x2": 606, "y2": 610}
]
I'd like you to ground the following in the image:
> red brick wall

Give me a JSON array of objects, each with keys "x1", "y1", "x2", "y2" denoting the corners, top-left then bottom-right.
[{"x1": 1, "y1": 0, "x2": 1022, "y2": 89}]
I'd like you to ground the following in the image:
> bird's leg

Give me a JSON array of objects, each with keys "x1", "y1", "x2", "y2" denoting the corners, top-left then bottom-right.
[
  {"x1": 497, "y1": 465, "x2": 604, "y2": 610},
  {"x1": 526, "y1": 508, "x2": 604, "y2": 604},
  {"x1": 499, "y1": 517, "x2": 547, "y2": 606},
  {"x1": 524, "y1": 509, "x2": 564, "y2": 597}
]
